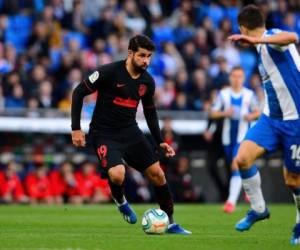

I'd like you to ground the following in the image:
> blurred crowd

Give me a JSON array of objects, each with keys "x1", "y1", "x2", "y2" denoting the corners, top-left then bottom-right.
[
  {"x1": 0, "y1": 0, "x2": 300, "y2": 116},
  {"x1": 0, "y1": 160, "x2": 111, "y2": 204},
  {"x1": 1, "y1": 0, "x2": 300, "y2": 204}
]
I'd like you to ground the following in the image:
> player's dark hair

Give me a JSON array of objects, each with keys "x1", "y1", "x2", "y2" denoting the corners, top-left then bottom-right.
[
  {"x1": 128, "y1": 34, "x2": 156, "y2": 52},
  {"x1": 231, "y1": 66, "x2": 244, "y2": 73},
  {"x1": 238, "y1": 5, "x2": 265, "y2": 30}
]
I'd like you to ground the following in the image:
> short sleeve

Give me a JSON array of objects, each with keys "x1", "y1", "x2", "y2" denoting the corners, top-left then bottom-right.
[
  {"x1": 249, "y1": 92, "x2": 260, "y2": 111},
  {"x1": 265, "y1": 29, "x2": 289, "y2": 52}
]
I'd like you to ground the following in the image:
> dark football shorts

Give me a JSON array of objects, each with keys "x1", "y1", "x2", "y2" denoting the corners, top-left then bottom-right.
[{"x1": 89, "y1": 127, "x2": 159, "y2": 179}]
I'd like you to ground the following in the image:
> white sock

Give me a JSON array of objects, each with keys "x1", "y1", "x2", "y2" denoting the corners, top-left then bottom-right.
[
  {"x1": 293, "y1": 194, "x2": 300, "y2": 224},
  {"x1": 227, "y1": 175, "x2": 242, "y2": 205},
  {"x1": 242, "y1": 171, "x2": 266, "y2": 213}
]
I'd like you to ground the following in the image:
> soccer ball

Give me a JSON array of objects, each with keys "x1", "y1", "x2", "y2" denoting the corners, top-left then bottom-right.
[{"x1": 141, "y1": 208, "x2": 169, "y2": 234}]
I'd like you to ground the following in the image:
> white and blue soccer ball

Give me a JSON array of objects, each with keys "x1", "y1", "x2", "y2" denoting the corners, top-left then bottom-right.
[{"x1": 141, "y1": 208, "x2": 169, "y2": 234}]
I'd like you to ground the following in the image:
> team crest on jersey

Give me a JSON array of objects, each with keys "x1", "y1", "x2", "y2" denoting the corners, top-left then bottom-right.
[
  {"x1": 138, "y1": 84, "x2": 147, "y2": 96},
  {"x1": 89, "y1": 71, "x2": 99, "y2": 83}
]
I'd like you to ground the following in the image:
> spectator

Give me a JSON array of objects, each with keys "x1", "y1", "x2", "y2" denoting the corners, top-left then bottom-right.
[
  {"x1": 171, "y1": 91, "x2": 191, "y2": 110},
  {"x1": 25, "y1": 165, "x2": 53, "y2": 204},
  {"x1": 25, "y1": 64, "x2": 47, "y2": 97},
  {"x1": 122, "y1": 0, "x2": 146, "y2": 34},
  {"x1": 49, "y1": 161, "x2": 81, "y2": 204},
  {"x1": 211, "y1": 56, "x2": 230, "y2": 89},
  {"x1": 156, "y1": 78, "x2": 176, "y2": 109},
  {"x1": 58, "y1": 89, "x2": 72, "y2": 113},
  {"x1": 38, "y1": 80, "x2": 54, "y2": 108},
  {"x1": 5, "y1": 84, "x2": 26, "y2": 108},
  {"x1": 75, "y1": 162, "x2": 111, "y2": 204},
  {"x1": 167, "y1": 154, "x2": 203, "y2": 202},
  {"x1": 27, "y1": 21, "x2": 50, "y2": 60},
  {"x1": 160, "y1": 41, "x2": 185, "y2": 78},
  {"x1": 191, "y1": 69, "x2": 210, "y2": 110},
  {"x1": 0, "y1": 161, "x2": 28, "y2": 204},
  {"x1": 174, "y1": 68, "x2": 190, "y2": 93},
  {"x1": 89, "y1": 6, "x2": 116, "y2": 42},
  {"x1": 181, "y1": 40, "x2": 199, "y2": 73}
]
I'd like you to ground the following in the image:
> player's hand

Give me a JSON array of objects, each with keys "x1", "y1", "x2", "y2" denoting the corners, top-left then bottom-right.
[
  {"x1": 71, "y1": 130, "x2": 86, "y2": 147},
  {"x1": 159, "y1": 143, "x2": 176, "y2": 158},
  {"x1": 203, "y1": 130, "x2": 213, "y2": 142},
  {"x1": 228, "y1": 34, "x2": 260, "y2": 45},
  {"x1": 223, "y1": 107, "x2": 234, "y2": 118},
  {"x1": 244, "y1": 113, "x2": 253, "y2": 122}
]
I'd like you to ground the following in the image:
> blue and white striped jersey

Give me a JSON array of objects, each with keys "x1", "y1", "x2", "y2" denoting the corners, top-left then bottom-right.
[
  {"x1": 212, "y1": 87, "x2": 258, "y2": 145},
  {"x1": 256, "y1": 28, "x2": 300, "y2": 120}
]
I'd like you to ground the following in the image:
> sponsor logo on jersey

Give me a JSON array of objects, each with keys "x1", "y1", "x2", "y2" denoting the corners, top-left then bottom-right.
[
  {"x1": 89, "y1": 71, "x2": 99, "y2": 83},
  {"x1": 116, "y1": 83, "x2": 126, "y2": 88},
  {"x1": 113, "y1": 97, "x2": 138, "y2": 108}
]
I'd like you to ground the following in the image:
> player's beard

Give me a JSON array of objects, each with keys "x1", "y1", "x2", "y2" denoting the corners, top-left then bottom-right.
[{"x1": 132, "y1": 58, "x2": 147, "y2": 73}]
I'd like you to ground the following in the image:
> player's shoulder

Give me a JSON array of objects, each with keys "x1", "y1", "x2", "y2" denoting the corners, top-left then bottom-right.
[
  {"x1": 143, "y1": 70, "x2": 155, "y2": 84},
  {"x1": 89, "y1": 60, "x2": 124, "y2": 83},
  {"x1": 242, "y1": 87, "x2": 254, "y2": 95},
  {"x1": 140, "y1": 71, "x2": 155, "y2": 91},
  {"x1": 97, "y1": 60, "x2": 124, "y2": 73},
  {"x1": 242, "y1": 87, "x2": 255, "y2": 99}
]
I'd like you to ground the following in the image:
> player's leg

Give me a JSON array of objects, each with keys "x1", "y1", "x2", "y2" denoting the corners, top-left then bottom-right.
[
  {"x1": 108, "y1": 164, "x2": 137, "y2": 224},
  {"x1": 280, "y1": 119, "x2": 300, "y2": 244},
  {"x1": 235, "y1": 115, "x2": 278, "y2": 231},
  {"x1": 92, "y1": 136, "x2": 137, "y2": 224},
  {"x1": 144, "y1": 162, "x2": 173, "y2": 222},
  {"x1": 223, "y1": 144, "x2": 242, "y2": 213},
  {"x1": 235, "y1": 140, "x2": 270, "y2": 231},
  {"x1": 124, "y1": 136, "x2": 191, "y2": 234},
  {"x1": 283, "y1": 169, "x2": 300, "y2": 245},
  {"x1": 108, "y1": 165, "x2": 126, "y2": 204},
  {"x1": 144, "y1": 161, "x2": 191, "y2": 235}
]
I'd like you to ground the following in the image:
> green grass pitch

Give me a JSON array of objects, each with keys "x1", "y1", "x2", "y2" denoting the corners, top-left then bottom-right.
[{"x1": 0, "y1": 204, "x2": 296, "y2": 250}]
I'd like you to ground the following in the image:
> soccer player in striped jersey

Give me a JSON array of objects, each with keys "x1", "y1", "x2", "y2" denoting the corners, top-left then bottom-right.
[
  {"x1": 210, "y1": 66, "x2": 260, "y2": 213},
  {"x1": 228, "y1": 5, "x2": 300, "y2": 245}
]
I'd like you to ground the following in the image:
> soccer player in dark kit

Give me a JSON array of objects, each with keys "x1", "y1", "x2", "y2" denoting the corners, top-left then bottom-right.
[{"x1": 71, "y1": 34, "x2": 191, "y2": 235}]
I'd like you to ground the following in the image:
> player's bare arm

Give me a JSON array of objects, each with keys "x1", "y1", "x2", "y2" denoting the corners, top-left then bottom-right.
[
  {"x1": 244, "y1": 110, "x2": 260, "y2": 122},
  {"x1": 228, "y1": 32, "x2": 298, "y2": 46}
]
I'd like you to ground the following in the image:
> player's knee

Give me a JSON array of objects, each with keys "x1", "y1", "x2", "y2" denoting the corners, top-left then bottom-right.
[
  {"x1": 108, "y1": 167, "x2": 125, "y2": 185},
  {"x1": 284, "y1": 172, "x2": 300, "y2": 190},
  {"x1": 235, "y1": 154, "x2": 251, "y2": 170},
  {"x1": 149, "y1": 169, "x2": 166, "y2": 185}
]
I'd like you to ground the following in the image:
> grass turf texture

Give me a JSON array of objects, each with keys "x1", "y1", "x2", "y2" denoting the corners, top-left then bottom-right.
[{"x1": 0, "y1": 204, "x2": 296, "y2": 250}]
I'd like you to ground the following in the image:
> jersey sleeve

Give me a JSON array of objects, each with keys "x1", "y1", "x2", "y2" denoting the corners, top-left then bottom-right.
[
  {"x1": 141, "y1": 78, "x2": 155, "y2": 108},
  {"x1": 141, "y1": 77, "x2": 163, "y2": 145},
  {"x1": 71, "y1": 65, "x2": 111, "y2": 130}
]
